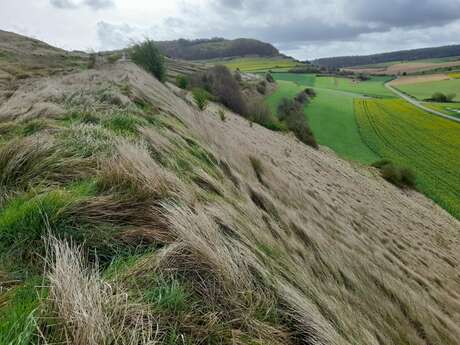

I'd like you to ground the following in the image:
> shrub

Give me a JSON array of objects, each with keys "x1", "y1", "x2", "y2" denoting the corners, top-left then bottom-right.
[
  {"x1": 87, "y1": 53, "x2": 96, "y2": 69},
  {"x1": 429, "y1": 92, "x2": 456, "y2": 102},
  {"x1": 176, "y1": 75, "x2": 189, "y2": 89},
  {"x1": 218, "y1": 109, "x2": 226, "y2": 122},
  {"x1": 189, "y1": 66, "x2": 247, "y2": 115},
  {"x1": 266, "y1": 73, "x2": 274, "y2": 83},
  {"x1": 234, "y1": 70, "x2": 242, "y2": 82},
  {"x1": 247, "y1": 99, "x2": 283, "y2": 131},
  {"x1": 294, "y1": 90, "x2": 309, "y2": 104},
  {"x1": 305, "y1": 88, "x2": 316, "y2": 97},
  {"x1": 131, "y1": 39, "x2": 166, "y2": 82},
  {"x1": 192, "y1": 88, "x2": 209, "y2": 111},
  {"x1": 372, "y1": 159, "x2": 416, "y2": 189},
  {"x1": 106, "y1": 53, "x2": 122, "y2": 64},
  {"x1": 256, "y1": 81, "x2": 267, "y2": 95}
]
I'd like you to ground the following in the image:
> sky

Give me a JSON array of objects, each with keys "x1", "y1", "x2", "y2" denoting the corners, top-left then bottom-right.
[{"x1": 1, "y1": 0, "x2": 460, "y2": 60}]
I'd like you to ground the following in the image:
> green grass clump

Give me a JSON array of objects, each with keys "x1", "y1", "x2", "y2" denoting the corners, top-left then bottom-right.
[
  {"x1": 131, "y1": 40, "x2": 166, "y2": 82},
  {"x1": 192, "y1": 88, "x2": 209, "y2": 111},
  {"x1": 372, "y1": 159, "x2": 416, "y2": 189},
  {"x1": 144, "y1": 276, "x2": 192, "y2": 314},
  {"x1": 60, "y1": 124, "x2": 113, "y2": 158},
  {"x1": 0, "y1": 278, "x2": 42, "y2": 345},
  {"x1": 176, "y1": 75, "x2": 188, "y2": 89},
  {"x1": 101, "y1": 113, "x2": 145, "y2": 136}
]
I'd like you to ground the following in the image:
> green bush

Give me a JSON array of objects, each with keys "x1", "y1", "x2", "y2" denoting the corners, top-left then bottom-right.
[
  {"x1": 372, "y1": 159, "x2": 416, "y2": 189},
  {"x1": 429, "y1": 92, "x2": 456, "y2": 102},
  {"x1": 131, "y1": 40, "x2": 166, "y2": 82},
  {"x1": 192, "y1": 88, "x2": 209, "y2": 111},
  {"x1": 247, "y1": 99, "x2": 284, "y2": 131},
  {"x1": 266, "y1": 73, "x2": 274, "y2": 83},
  {"x1": 218, "y1": 109, "x2": 226, "y2": 122},
  {"x1": 107, "y1": 53, "x2": 122, "y2": 64},
  {"x1": 176, "y1": 75, "x2": 189, "y2": 89}
]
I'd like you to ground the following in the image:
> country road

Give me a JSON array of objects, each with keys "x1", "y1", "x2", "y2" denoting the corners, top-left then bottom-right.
[{"x1": 385, "y1": 82, "x2": 460, "y2": 123}]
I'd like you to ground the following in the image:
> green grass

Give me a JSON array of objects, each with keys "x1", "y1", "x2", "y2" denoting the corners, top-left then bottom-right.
[
  {"x1": 314, "y1": 76, "x2": 394, "y2": 98},
  {"x1": 424, "y1": 102, "x2": 460, "y2": 118},
  {"x1": 396, "y1": 79, "x2": 460, "y2": 101},
  {"x1": 266, "y1": 77, "x2": 379, "y2": 164},
  {"x1": 0, "y1": 278, "x2": 41, "y2": 345},
  {"x1": 272, "y1": 73, "x2": 394, "y2": 98},
  {"x1": 216, "y1": 57, "x2": 302, "y2": 73}
]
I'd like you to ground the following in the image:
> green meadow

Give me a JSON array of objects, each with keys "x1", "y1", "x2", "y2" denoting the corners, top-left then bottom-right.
[
  {"x1": 267, "y1": 74, "x2": 380, "y2": 163},
  {"x1": 396, "y1": 78, "x2": 460, "y2": 101}
]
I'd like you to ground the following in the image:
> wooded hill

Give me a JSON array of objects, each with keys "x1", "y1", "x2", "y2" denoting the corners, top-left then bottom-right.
[
  {"x1": 156, "y1": 37, "x2": 279, "y2": 60},
  {"x1": 314, "y1": 44, "x2": 460, "y2": 69}
]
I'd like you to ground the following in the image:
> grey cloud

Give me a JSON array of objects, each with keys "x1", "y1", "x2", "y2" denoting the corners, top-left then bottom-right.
[
  {"x1": 349, "y1": 0, "x2": 460, "y2": 28},
  {"x1": 84, "y1": 0, "x2": 115, "y2": 10},
  {"x1": 50, "y1": 0, "x2": 77, "y2": 9},
  {"x1": 49, "y1": 0, "x2": 114, "y2": 10}
]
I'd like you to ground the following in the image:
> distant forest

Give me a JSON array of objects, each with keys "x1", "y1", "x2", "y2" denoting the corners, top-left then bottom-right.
[
  {"x1": 156, "y1": 38, "x2": 279, "y2": 60},
  {"x1": 313, "y1": 44, "x2": 460, "y2": 68}
]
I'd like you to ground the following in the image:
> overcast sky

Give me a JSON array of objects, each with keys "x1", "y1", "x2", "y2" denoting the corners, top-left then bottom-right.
[{"x1": 1, "y1": 0, "x2": 460, "y2": 60}]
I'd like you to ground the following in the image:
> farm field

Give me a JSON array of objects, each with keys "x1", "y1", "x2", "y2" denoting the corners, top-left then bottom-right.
[
  {"x1": 315, "y1": 76, "x2": 394, "y2": 98},
  {"x1": 449, "y1": 72, "x2": 460, "y2": 79},
  {"x1": 424, "y1": 102, "x2": 460, "y2": 118},
  {"x1": 267, "y1": 76, "x2": 379, "y2": 163},
  {"x1": 272, "y1": 73, "x2": 394, "y2": 98},
  {"x1": 215, "y1": 57, "x2": 302, "y2": 72},
  {"x1": 355, "y1": 98, "x2": 460, "y2": 217},
  {"x1": 396, "y1": 78, "x2": 460, "y2": 101}
]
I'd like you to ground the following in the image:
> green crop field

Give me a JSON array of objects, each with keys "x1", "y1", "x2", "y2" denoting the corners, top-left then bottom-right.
[
  {"x1": 217, "y1": 57, "x2": 302, "y2": 72},
  {"x1": 396, "y1": 79, "x2": 460, "y2": 101},
  {"x1": 355, "y1": 98, "x2": 460, "y2": 218},
  {"x1": 266, "y1": 76, "x2": 379, "y2": 164},
  {"x1": 272, "y1": 73, "x2": 394, "y2": 98},
  {"x1": 315, "y1": 76, "x2": 394, "y2": 98}
]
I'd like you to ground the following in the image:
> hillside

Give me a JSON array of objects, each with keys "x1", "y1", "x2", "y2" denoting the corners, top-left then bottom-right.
[
  {"x1": 314, "y1": 44, "x2": 460, "y2": 69},
  {"x1": 156, "y1": 37, "x2": 280, "y2": 60},
  {"x1": 1, "y1": 32, "x2": 460, "y2": 345}
]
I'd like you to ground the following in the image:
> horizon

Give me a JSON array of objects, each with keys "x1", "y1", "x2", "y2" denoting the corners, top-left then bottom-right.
[{"x1": 1, "y1": 0, "x2": 460, "y2": 60}]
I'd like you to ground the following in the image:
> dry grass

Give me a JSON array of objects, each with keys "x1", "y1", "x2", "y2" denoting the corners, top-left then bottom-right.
[
  {"x1": 44, "y1": 236, "x2": 158, "y2": 345},
  {"x1": 1, "y1": 56, "x2": 459, "y2": 345}
]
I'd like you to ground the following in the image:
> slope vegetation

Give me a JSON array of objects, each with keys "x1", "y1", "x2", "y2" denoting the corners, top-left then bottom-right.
[{"x1": 0, "y1": 34, "x2": 460, "y2": 345}]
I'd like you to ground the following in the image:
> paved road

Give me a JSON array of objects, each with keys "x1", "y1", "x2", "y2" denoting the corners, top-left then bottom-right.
[{"x1": 385, "y1": 82, "x2": 460, "y2": 123}]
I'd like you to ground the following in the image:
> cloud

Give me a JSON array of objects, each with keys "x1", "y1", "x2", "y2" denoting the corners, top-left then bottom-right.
[
  {"x1": 49, "y1": 0, "x2": 114, "y2": 10},
  {"x1": 348, "y1": 0, "x2": 460, "y2": 28},
  {"x1": 49, "y1": 0, "x2": 77, "y2": 9}
]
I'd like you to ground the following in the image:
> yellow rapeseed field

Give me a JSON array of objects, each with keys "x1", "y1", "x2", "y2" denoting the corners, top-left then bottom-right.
[{"x1": 355, "y1": 98, "x2": 460, "y2": 218}]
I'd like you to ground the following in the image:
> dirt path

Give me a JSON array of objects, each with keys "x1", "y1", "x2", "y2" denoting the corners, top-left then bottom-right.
[{"x1": 384, "y1": 82, "x2": 460, "y2": 123}]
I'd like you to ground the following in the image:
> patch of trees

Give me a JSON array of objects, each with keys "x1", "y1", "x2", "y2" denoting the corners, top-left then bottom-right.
[
  {"x1": 156, "y1": 38, "x2": 279, "y2": 60},
  {"x1": 426, "y1": 92, "x2": 457, "y2": 103},
  {"x1": 314, "y1": 44, "x2": 460, "y2": 69}
]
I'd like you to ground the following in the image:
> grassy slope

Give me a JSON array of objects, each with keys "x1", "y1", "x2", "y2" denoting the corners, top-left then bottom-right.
[
  {"x1": 396, "y1": 78, "x2": 460, "y2": 101},
  {"x1": 355, "y1": 98, "x2": 460, "y2": 218},
  {"x1": 267, "y1": 75, "x2": 379, "y2": 164}
]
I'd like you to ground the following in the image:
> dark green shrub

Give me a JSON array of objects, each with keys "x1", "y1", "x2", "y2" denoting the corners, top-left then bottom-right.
[
  {"x1": 218, "y1": 109, "x2": 226, "y2": 122},
  {"x1": 176, "y1": 75, "x2": 189, "y2": 89},
  {"x1": 294, "y1": 90, "x2": 309, "y2": 104},
  {"x1": 87, "y1": 53, "x2": 96, "y2": 69},
  {"x1": 107, "y1": 53, "x2": 122, "y2": 64},
  {"x1": 247, "y1": 99, "x2": 284, "y2": 131},
  {"x1": 131, "y1": 40, "x2": 166, "y2": 82},
  {"x1": 266, "y1": 73, "x2": 274, "y2": 83},
  {"x1": 429, "y1": 92, "x2": 456, "y2": 102},
  {"x1": 372, "y1": 159, "x2": 416, "y2": 189},
  {"x1": 256, "y1": 81, "x2": 267, "y2": 95},
  {"x1": 192, "y1": 88, "x2": 209, "y2": 111}
]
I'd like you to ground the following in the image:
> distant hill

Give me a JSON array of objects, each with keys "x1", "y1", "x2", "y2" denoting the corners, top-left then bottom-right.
[
  {"x1": 314, "y1": 44, "x2": 460, "y2": 69},
  {"x1": 155, "y1": 37, "x2": 279, "y2": 60}
]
